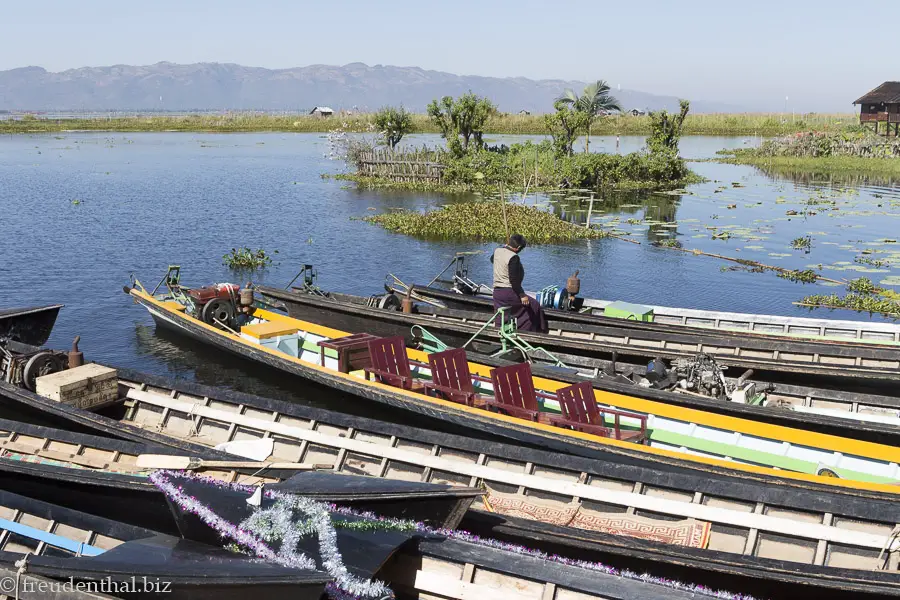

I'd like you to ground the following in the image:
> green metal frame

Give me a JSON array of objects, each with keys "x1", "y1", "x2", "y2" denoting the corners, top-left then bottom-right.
[{"x1": 412, "y1": 307, "x2": 568, "y2": 367}]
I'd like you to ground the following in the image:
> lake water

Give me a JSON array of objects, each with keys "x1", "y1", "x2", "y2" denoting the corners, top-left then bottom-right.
[{"x1": 1, "y1": 132, "x2": 899, "y2": 400}]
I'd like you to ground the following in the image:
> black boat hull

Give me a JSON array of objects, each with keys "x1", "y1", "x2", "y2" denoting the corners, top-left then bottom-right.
[
  {"x1": 0, "y1": 305, "x2": 63, "y2": 346},
  {"x1": 0, "y1": 486, "x2": 330, "y2": 600}
]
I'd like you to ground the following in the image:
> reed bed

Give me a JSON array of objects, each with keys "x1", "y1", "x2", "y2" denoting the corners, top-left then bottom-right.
[{"x1": 0, "y1": 111, "x2": 859, "y2": 137}]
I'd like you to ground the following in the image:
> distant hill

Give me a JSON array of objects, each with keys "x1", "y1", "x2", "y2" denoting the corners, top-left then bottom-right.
[{"x1": 0, "y1": 62, "x2": 740, "y2": 114}]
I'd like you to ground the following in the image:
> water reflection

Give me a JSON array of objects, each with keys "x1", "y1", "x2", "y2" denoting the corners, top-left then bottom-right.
[
  {"x1": 550, "y1": 190, "x2": 683, "y2": 242},
  {"x1": 749, "y1": 164, "x2": 900, "y2": 191}
]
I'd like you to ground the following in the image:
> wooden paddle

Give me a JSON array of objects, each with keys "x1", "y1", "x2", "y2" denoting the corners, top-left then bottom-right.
[{"x1": 136, "y1": 454, "x2": 333, "y2": 471}]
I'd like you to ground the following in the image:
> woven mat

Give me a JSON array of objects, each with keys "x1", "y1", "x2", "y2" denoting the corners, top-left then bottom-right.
[
  {"x1": 484, "y1": 487, "x2": 710, "y2": 548},
  {"x1": 483, "y1": 487, "x2": 579, "y2": 526}
]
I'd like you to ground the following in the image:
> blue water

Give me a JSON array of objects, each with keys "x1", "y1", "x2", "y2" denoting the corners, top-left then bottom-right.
[{"x1": 1, "y1": 132, "x2": 898, "y2": 396}]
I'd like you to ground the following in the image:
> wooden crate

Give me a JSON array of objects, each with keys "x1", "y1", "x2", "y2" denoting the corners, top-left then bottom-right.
[{"x1": 35, "y1": 364, "x2": 118, "y2": 410}]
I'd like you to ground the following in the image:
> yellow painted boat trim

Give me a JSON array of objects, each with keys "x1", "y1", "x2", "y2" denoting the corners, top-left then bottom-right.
[
  {"x1": 240, "y1": 321, "x2": 299, "y2": 340},
  {"x1": 131, "y1": 287, "x2": 900, "y2": 494}
]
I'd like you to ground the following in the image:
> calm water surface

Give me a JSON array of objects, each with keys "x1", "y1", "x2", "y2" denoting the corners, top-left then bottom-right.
[{"x1": 1, "y1": 132, "x2": 899, "y2": 401}]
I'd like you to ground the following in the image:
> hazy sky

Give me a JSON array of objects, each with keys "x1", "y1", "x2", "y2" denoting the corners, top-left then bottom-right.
[{"x1": 1, "y1": 0, "x2": 895, "y2": 112}]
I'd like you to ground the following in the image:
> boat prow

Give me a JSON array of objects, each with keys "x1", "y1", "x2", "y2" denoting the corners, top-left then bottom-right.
[{"x1": 0, "y1": 304, "x2": 63, "y2": 346}]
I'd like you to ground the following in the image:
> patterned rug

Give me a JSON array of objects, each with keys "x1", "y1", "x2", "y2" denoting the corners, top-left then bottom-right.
[
  {"x1": 484, "y1": 487, "x2": 710, "y2": 549},
  {"x1": 482, "y1": 488, "x2": 580, "y2": 526}
]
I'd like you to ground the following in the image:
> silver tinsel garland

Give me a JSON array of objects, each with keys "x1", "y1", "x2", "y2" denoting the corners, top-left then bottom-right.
[
  {"x1": 151, "y1": 470, "x2": 757, "y2": 600},
  {"x1": 150, "y1": 470, "x2": 392, "y2": 599},
  {"x1": 240, "y1": 495, "x2": 394, "y2": 600}
]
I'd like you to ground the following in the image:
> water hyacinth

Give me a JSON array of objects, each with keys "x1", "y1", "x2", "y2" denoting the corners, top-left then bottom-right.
[
  {"x1": 223, "y1": 247, "x2": 277, "y2": 269},
  {"x1": 776, "y1": 268, "x2": 818, "y2": 283},
  {"x1": 799, "y1": 293, "x2": 900, "y2": 317},
  {"x1": 362, "y1": 201, "x2": 609, "y2": 243}
]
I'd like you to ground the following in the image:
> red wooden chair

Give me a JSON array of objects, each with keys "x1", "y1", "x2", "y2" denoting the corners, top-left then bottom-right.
[
  {"x1": 364, "y1": 336, "x2": 420, "y2": 390},
  {"x1": 485, "y1": 363, "x2": 541, "y2": 421},
  {"x1": 548, "y1": 380, "x2": 648, "y2": 443},
  {"x1": 423, "y1": 348, "x2": 478, "y2": 406}
]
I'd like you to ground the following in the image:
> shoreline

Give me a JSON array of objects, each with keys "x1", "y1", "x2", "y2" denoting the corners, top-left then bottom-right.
[
  {"x1": 717, "y1": 155, "x2": 900, "y2": 177},
  {"x1": 0, "y1": 112, "x2": 858, "y2": 137}
]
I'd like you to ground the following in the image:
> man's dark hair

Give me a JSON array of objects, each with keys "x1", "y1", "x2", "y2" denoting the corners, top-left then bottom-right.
[{"x1": 508, "y1": 234, "x2": 527, "y2": 250}]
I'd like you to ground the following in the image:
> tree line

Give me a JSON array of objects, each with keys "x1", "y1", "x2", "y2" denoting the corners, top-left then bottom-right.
[{"x1": 370, "y1": 83, "x2": 690, "y2": 159}]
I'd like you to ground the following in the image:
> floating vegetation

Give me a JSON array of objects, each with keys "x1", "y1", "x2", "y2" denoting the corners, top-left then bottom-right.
[
  {"x1": 846, "y1": 277, "x2": 882, "y2": 295},
  {"x1": 790, "y1": 236, "x2": 812, "y2": 250},
  {"x1": 361, "y1": 201, "x2": 608, "y2": 243},
  {"x1": 776, "y1": 269, "x2": 819, "y2": 284},
  {"x1": 653, "y1": 239, "x2": 682, "y2": 248},
  {"x1": 798, "y1": 293, "x2": 900, "y2": 317},
  {"x1": 855, "y1": 255, "x2": 888, "y2": 268},
  {"x1": 223, "y1": 247, "x2": 277, "y2": 269}
]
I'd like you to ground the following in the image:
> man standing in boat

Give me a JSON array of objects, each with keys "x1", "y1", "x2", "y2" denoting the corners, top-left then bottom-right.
[{"x1": 490, "y1": 234, "x2": 549, "y2": 333}]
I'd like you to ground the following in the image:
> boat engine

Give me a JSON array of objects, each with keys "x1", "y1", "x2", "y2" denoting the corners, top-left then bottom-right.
[
  {"x1": 365, "y1": 292, "x2": 403, "y2": 311},
  {"x1": 535, "y1": 272, "x2": 585, "y2": 312},
  {"x1": 0, "y1": 338, "x2": 69, "y2": 391},
  {"x1": 187, "y1": 283, "x2": 241, "y2": 329},
  {"x1": 671, "y1": 353, "x2": 732, "y2": 400}
]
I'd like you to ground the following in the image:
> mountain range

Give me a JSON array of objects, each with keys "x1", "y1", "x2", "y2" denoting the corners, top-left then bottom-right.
[{"x1": 0, "y1": 62, "x2": 741, "y2": 114}]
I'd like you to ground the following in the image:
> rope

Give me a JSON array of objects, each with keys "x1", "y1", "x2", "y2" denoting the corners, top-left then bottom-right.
[
  {"x1": 14, "y1": 551, "x2": 31, "y2": 600},
  {"x1": 875, "y1": 524, "x2": 900, "y2": 570}
]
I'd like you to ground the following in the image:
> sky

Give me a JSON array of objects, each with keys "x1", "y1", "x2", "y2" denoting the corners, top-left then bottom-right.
[{"x1": 0, "y1": 0, "x2": 896, "y2": 112}]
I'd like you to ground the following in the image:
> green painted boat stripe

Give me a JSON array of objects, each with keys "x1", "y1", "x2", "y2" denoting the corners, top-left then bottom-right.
[
  {"x1": 300, "y1": 339, "x2": 338, "y2": 358},
  {"x1": 651, "y1": 430, "x2": 897, "y2": 484}
]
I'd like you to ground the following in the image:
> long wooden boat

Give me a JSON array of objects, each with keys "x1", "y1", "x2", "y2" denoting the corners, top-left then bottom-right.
[
  {"x1": 410, "y1": 265, "x2": 900, "y2": 343},
  {"x1": 124, "y1": 278, "x2": 900, "y2": 484},
  {"x1": 0, "y1": 423, "x2": 707, "y2": 600},
  {"x1": 0, "y1": 417, "x2": 477, "y2": 533},
  {"x1": 0, "y1": 304, "x2": 63, "y2": 346},
  {"x1": 165, "y1": 470, "x2": 737, "y2": 600},
  {"x1": 0, "y1": 485, "x2": 331, "y2": 599},
  {"x1": 257, "y1": 283, "x2": 900, "y2": 444},
  {"x1": 258, "y1": 284, "x2": 900, "y2": 389},
  {"x1": 10, "y1": 368, "x2": 900, "y2": 598}
]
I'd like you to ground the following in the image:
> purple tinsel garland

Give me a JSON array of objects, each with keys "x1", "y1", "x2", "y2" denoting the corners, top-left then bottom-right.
[{"x1": 150, "y1": 470, "x2": 758, "y2": 600}]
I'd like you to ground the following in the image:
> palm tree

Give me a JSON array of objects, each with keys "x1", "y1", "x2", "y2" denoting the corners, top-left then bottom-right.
[{"x1": 557, "y1": 80, "x2": 621, "y2": 153}]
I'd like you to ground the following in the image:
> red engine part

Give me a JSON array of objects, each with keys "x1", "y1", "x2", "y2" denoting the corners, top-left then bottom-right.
[{"x1": 188, "y1": 283, "x2": 240, "y2": 304}]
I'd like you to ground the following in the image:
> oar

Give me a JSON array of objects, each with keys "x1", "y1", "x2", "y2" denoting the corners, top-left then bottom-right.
[{"x1": 136, "y1": 454, "x2": 333, "y2": 471}]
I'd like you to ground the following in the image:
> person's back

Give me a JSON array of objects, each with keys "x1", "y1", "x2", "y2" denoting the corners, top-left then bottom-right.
[
  {"x1": 492, "y1": 246, "x2": 523, "y2": 293},
  {"x1": 489, "y1": 234, "x2": 548, "y2": 334}
]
